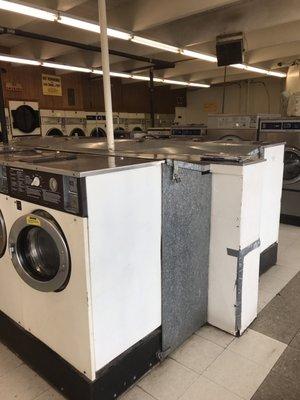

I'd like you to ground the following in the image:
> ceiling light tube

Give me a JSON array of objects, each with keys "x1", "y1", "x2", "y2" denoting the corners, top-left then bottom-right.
[
  {"x1": 43, "y1": 62, "x2": 92, "y2": 73},
  {"x1": 189, "y1": 82, "x2": 210, "y2": 88},
  {"x1": 131, "y1": 36, "x2": 180, "y2": 53},
  {"x1": 180, "y1": 49, "x2": 218, "y2": 63},
  {"x1": 0, "y1": 0, "x2": 56, "y2": 21},
  {"x1": 107, "y1": 28, "x2": 132, "y2": 41},
  {"x1": 58, "y1": 15, "x2": 100, "y2": 33},
  {"x1": 231, "y1": 63, "x2": 286, "y2": 78},
  {"x1": 131, "y1": 75, "x2": 150, "y2": 81},
  {"x1": 0, "y1": 54, "x2": 40, "y2": 65},
  {"x1": 163, "y1": 79, "x2": 188, "y2": 86},
  {"x1": 110, "y1": 71, "x2": 131, "y2": 78}
]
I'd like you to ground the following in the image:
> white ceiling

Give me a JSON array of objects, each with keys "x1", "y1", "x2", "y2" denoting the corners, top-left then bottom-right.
[{"x1": 0, "y1": 0, "x2": 299, "y2": 84}]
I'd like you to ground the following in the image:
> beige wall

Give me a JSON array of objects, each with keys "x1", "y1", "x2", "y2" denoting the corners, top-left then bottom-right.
[{"x1": 186, "y1": 77, "x2": 285, "y2": 124}]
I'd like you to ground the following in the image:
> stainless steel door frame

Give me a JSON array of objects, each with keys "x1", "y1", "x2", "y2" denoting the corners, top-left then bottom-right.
[
  {"x1": 0, "y1": 210, "x2": 7, "y2": 258},
  {"x1": 283, "y1": 147, "x2": 300, "y2": 185},
  {"x1": 9, "y1": 212, "x2": 70, "y2": 292}
]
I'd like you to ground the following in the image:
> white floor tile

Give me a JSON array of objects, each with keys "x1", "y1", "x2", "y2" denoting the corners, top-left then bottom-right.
[
  {"x1": 227, "y1": 329, "x2": 286, "y2": 369},
  {"x1": 0, "y1": 343, "x2": 23, "y2": 379},
  {"x1": 195, "y1": 325, "x2": 235, "y2": 348},
  {"x1": 0, "y1": 364, "x2": 50, "y2": 400},
  {"x1": 203, "y1": 349, "x2": 270, "y2": 400},
  {"x1": 120, "y1": 386, "x2": 156, "y2": 400},
  {"x1": 138, "y1": 358, "x2": 198, "y2": 400},
  {"x1": 34, "y1": 388, "x2": 65, "y2": 400},
  {"x1": 257, "y1": 288, "x2": 276, "y2": 312},
  {"x1": 277, "y1": 244, "x2": 300, "y2": 270},
  {"x1": 179, "y1": 375, "x2": 243, "y2": 400},
  {"x1": 170, "y1": 335, "x2": 224, "y2": 374},
  {"x1": 259, "y1": 264, "x2": 298, "y2": 295}
]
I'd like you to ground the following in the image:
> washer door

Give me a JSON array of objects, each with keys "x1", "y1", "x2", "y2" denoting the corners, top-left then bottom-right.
[
  {"x1": 47, "y1": 128, "x2": 64, "y2": 137},
  {"x1": 219, "y1": 135, "x2": 244, "y2": 142},
  {"x1": 91, "y1": 127, "x2": 106, "y2": 137},
  {"x1": 283, "y1": 148, "x2": 300, "y2": 185},
  {"x1": 9, "y1": 210, "x2": 70, "y2": 292},
  {"x1": 70, "y1": 128, "x2": 85, "y2": 137},
  {"x1": 12, "y1": 105, "x2": 40, "y2": 134},
  {"x1": 0, "y1": 210, "x2": 7, "y2": 258}
]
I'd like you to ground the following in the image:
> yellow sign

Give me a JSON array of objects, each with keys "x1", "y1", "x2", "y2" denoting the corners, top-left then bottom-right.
[
  {"x1": 203, "y1": 102, "x2": 218, "y2": 113},
  {"x1": 26, "y1": 216, "x2": 41, "y2": 227},
  {"x1": 42, "y1": 74, "x2": 62, "y2": 97}
]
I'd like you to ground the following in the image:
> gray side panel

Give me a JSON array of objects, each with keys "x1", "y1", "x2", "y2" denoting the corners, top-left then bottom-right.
[{"x1": 162, "y1": 164, "x2": 211, "y2": 355}]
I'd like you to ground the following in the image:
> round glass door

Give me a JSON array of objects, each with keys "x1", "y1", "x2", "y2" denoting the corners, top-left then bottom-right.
[
  {"x1": 9, "y1": 210, "x2": 70, "y2": 292},
  {"x1": 0, "y1": 210, "x2": 7, "y2": 258},
  {"x1": 219, "y1": 135, "x2": 244, "y2": 142},
  {"x1": 283, "y1": 148, "x2": 300, "y2": 184}
]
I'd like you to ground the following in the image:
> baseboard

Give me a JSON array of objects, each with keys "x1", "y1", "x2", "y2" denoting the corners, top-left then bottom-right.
[
  {"x1": 0, "y1": 311, "x2": 161, "y2": 400},
  {"x1": 260, "y1": 242, "x2": 278, "y2": 275},
  {"x1": 280, "y1": 214, "x2": 300, "y2": 227}
]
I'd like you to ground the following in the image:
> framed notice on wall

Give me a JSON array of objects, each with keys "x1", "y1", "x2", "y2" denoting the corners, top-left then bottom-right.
[
  {"x1": 42, "y1": 74, "x2": 62, "y2": 96},
  {"x1": 203, "y1": 102, "x2": 218, "y2": 113}
]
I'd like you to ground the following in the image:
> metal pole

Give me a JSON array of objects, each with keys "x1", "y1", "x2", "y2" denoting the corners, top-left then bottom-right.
[
  {"x1": 0, "y1": 68, "x2": 8, "y2": 145},
  {"x1": 98, "y1": 0, "x2": 114, "y2": 152},
  {"x1": 149, "y1": 68, "x2": 155, "y2": 128},
  {"x1": 221, "y1": 66, "x2": 227, "y2": 114}
]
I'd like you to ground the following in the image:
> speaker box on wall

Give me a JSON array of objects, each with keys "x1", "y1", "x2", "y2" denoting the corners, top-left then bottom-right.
[{"x1": 216, "y1": 34, "x2": 244, "y2": 67}]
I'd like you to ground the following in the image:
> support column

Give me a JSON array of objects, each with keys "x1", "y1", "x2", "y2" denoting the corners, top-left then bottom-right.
[
  {"x1": 149, "y1": 68, "x2": 155, "y2": 128},
  {"x1": 98, "y1": 0, "x2": 115, "y2": 152}
]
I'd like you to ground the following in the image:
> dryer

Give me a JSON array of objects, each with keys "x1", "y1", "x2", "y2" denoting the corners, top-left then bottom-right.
[
  {"x1": 64, "y1": 111, "x2": 86, "y2": 137},
  {"x1": 40, "y1": 109, "x2": 65, "y2": 137},
  {"x1": 86, "y1": 112, "x2": 106, "y2": 137},
  {"x1": 9, "y1": 101, "x2": 41, "y2": 137},
  {"x1": 0, "y1": 151, "x2": 162, "y2": 399},
  {"x1": 259, "y1": 118, "x2": 300, "y2": 226},
  {"x1": 206, "y1": 114, "x2": 280, "y2": 141},
  {"x1": 126, "y1": 113, "x2": 145, "y2": 133}
]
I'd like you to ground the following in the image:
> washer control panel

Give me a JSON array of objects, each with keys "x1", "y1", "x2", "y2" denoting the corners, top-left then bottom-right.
[{"x1": 2, "y1": 166, "x2": 87, "y2": 216}]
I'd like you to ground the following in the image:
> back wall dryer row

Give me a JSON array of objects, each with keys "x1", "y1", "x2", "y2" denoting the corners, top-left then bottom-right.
[{"x1": 40, "y1": 110, "x2": 65, "y2": 137}]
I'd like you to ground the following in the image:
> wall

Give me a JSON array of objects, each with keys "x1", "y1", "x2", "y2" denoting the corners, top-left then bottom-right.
[
  {"x1": 0, "y1": 61, "x2": 186, "y2": 114},
  {"x1": 186, "y1": 77, "x2": 285, "y2": 124}
]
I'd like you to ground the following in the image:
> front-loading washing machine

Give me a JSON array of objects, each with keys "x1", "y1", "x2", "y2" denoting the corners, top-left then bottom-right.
[
  {"x1": 9, "y1": 101, "x2": 41, "y2": 137},
  {"x1": 64, "y1": 111, "x2": 86, "y2": 137},
  {"x1": 259, "y1": 117, "x2": 300, "y2": 226},
  {"x1": 0, "y1": 151, "x2": 162, "y2": 399},
  {"x1": 40, "y1": 109, "x2": 65, "y2": 137}
]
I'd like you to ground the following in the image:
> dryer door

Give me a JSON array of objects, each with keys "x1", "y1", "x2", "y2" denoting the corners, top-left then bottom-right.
[
  {"x1": 0, "y1": 210, "x2": 7, "y2": 258},
  {"x1": 9, "y1": 210, "x2": 70, "y2": 292},
  {"x1": 12, "y1": 105, "x2": 40, "y2": 134},
  {"x1": 283, "y1": 147, "x2": 300, "y2": 185}
]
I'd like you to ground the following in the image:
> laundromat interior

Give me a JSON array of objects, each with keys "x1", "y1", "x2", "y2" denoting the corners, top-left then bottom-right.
[{"x1": 0, "y1": 1, "x2": 299, "y2": 400}]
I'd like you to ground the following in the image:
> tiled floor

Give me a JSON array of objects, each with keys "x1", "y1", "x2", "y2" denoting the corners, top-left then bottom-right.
[{"x1": 0, "y1": 224, "x2": 299, "y2": 400}]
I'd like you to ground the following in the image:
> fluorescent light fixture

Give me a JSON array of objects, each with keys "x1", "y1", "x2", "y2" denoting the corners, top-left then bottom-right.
[
  {"x1": 180, "y1": 49, "x2": 218, "y2": 63},
  {"x1": 131, "y1": 36, "x2": 179, "y2": 53},
  {"x1": 107, "y1": 28, "x2": 131, "y2": 41},
  {"x1": 163, "y1": 79, "x2": 188, "y2": 86},
  {"x1": 42, "y1": 62, "x2": 92, "y2": 73},
  {"x1": 58, "y1": 15, "x2": 100, "y2": 33},
  {"x1": 58, "y1": 15, "x2": 131, "y2": 40},
  {"x1": 131, "y1": 75, "x2": 150, "y2": 81},
  {"x1": 0, "y1": 54, "x2": 40, "y2": 66},
  {"x1": 0, "y1": 0, "x2": 56, "y2": 21},
  {"x1": 110, "y1": 71, "x2": 131, "y2": 78},
  {"x1": 189, "y1": 82, "x2": 210, "y2": 88},
  {"x1": 231, "y1": 63, "x2": 286, "y2": 78},
  {"x1": 92, "y1": 69, "x2": 103, "y2": 75}
]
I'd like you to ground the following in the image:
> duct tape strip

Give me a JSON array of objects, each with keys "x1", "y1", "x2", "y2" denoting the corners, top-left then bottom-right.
[{"x1": 227, "y1": 238, "x2": 261, "y2": 334}]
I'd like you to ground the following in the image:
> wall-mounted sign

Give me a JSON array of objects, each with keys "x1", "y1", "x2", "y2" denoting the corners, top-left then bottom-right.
[
  {"x1": 203, "y1": 102, "x2": 218, "y2": 113},
  {"x1": 6, "y1": 81, "x2": 23, "y2": 92},
  {"x1": 42, "y1": 74, "x2": 62, "y2": 96}
]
